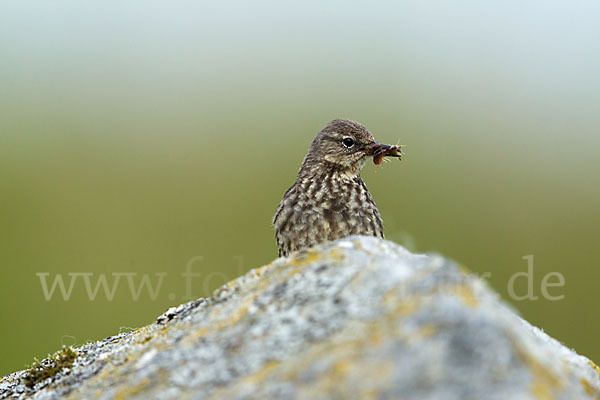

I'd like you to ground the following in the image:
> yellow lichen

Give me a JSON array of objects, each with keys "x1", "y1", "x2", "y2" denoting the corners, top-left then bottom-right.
[
  {"x1": 531, "y1": 380, "x2": 557, "y2": 400},
  {"x1": 253, "y1": 265, "x2": 270, "y2": 276},
  {"x1": 329, "y1": 360, "x2": 352, "y2": 379},
  {"x1": 416, "y1": 323, "x2": 438, "y2": 339},
  {"x1": 183, "y1": 295, "x2": 257, "y2": 346},
  {"x1": 113, "y1": 377, "x2": 151, "y2": 400},
  {"x1": 291, "y1": 248, "x2": 322, "y2": 266},
  {"x1": 514, "y1": 345, "x2": 563, "y2": 400},
  {"x1": 590, "y1": 360, "x2": 600, "y2": 377},
  {"x1": 580, "y1": 378, "x2": 595, "y2": 396},
  {"x1": 369, "y1": 326, "x2": 385, "y2": 346},
  {"x1": 92, "y1": 364, "x2": 118, "y2": 388},
  {"x1": 383, "y1": 291, "x2": 419, "y2": 316},
  {"x1": 225, "y1": 295, "x2": 256, "y2": 325},
  {"x1": 244, "y1": 360, "x2": 281, "y2": 384},
  {"x1": 225, "y1": 279, "x2": 239, "y2": 289},
  {"x1": 326, "y1": 248, "x2": 346, "y2": 264},
  {"x1": 455, "y1": 284, "x2": 479, "y2": 308}
]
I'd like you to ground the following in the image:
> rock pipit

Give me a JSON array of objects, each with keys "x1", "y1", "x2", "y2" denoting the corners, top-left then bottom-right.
[{"x1": 274, "y1": 119, "x2": 402, "y2": 257}]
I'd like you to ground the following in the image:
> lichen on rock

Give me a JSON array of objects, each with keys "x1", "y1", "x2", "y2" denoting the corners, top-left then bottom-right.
[
  {"x1": 22, "y1": 347, "x2": 78, "y2": 389},
  {"x1": 0, "y1": 236, "x2": 598, "y2": 400}
]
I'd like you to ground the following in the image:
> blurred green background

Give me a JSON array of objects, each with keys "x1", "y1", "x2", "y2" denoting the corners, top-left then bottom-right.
[{"x1": 1, "y1": 1, "x2": 599, "y2": 375}]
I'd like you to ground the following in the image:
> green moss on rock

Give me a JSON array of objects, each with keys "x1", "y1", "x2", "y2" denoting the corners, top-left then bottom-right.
[{"x1": 23, "y1": 346, "x2": 78, "y2": 388}]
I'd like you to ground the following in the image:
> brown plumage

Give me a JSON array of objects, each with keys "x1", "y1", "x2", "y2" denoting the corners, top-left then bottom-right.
[{"x1": 273, "y1": 119, "x2": 402, "y2": 257}]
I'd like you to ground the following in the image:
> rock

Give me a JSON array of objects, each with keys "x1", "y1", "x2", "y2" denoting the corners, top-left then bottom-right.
[{"x1": 1, "y1": 236, "x2": 598, "y2": 399}]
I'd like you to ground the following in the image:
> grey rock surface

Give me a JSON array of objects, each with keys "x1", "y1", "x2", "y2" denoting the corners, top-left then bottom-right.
[{"x1": 1, "y1": 236, "x2": 598, "y2": 399}]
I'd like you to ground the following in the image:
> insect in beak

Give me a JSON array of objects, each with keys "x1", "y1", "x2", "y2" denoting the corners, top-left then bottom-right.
[{"x1": 367, "y1": 143, "x2": 403, "y2": 165}]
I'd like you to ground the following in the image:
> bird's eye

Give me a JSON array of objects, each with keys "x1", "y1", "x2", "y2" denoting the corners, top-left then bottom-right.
[{"x1": 342, "y1": 137, "x2": 355, "y2": 148}]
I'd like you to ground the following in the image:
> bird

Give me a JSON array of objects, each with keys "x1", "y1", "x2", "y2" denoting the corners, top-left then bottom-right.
[{"x1": 273, "y1": 119, "x2": 402, "y2": 257}]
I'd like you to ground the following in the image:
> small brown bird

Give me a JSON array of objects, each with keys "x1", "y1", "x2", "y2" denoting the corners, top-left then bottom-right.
[{"x1": 273, "y1": 119, "x2": 402, "y2": 257}]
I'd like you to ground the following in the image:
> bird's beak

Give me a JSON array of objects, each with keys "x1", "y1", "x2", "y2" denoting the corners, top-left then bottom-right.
[{"x1": 366, "y1": 142, "x2": 403, "y2": 165}]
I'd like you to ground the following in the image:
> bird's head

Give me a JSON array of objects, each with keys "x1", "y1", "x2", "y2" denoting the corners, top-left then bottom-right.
[{"x1": 301, "y1": 119, "x2": 402, "y2": 176}]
